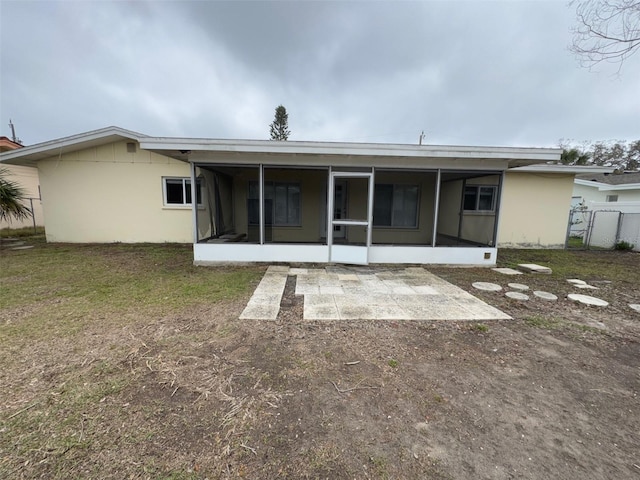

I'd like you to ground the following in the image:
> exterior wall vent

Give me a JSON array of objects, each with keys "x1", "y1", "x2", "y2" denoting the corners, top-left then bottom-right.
[{"x1": 126, "y1": 142, "x2": 137, "y2": 153}]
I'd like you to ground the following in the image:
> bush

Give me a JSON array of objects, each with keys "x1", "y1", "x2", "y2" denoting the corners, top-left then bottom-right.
[{"x1": 615, "y1": 241, "x2": 635, "y2": 251}]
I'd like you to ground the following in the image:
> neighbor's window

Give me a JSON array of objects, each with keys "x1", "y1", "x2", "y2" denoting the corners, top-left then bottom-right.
[
  {"x1": 606, "y1": 194, "x2": 618, "y2": 202},
  {"x1": 373, "y1": 184, "x2": 419, "y2": 227},
  {"x1": 163, "y1": 177, "x2": 202, "y2": 206},
  {"x1": 248, "y1": 181, "x2": 301, "y2": 226},
  {"x1": 463, "y1": 185, "x2": 497, "y2": 212}
]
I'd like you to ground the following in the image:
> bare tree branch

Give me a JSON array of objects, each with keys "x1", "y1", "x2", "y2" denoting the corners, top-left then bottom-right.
[{"x1": 570, "y1": 0, "x2": 640, "y2": 70}]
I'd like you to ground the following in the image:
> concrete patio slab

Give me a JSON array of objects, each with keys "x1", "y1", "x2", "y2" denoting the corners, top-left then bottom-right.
[{"x1": 240, "y1": 265, "x2": 511, "y2": 321}]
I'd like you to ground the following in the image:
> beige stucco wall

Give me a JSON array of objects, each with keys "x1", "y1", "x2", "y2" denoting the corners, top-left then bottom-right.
[
  {"x1": 37, "y1": 141, "x2": 194, "y2": 243},
  {"x1": 498, "y1": 171, "x2": 574, "y2": 248},
  {"x1": 0, "y1": 164, "x2": 44, "y2": 230}
]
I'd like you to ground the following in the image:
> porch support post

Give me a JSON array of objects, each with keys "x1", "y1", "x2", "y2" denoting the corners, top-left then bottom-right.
[
  {"x1": 457, "y1": 178, "x2": 466, "y2": 242},
  {"x1": 190, "y1": 162, "x2": 198, "y2": 244},
  {"x1": 366, "y1": 167, "x2": 375, "y2": 252},
  {"x1": 431, "y1": 169, "x2": 441, "y2": 247},
  {"x1": 492, "y1": 171, "x2": 505, "y2": 247},
  {"x1": 327, "y1": 166, "x2": 334, "y2": 261},
  {"x1": 259, "y1": 164, "x2": 264, "y2": 245}
]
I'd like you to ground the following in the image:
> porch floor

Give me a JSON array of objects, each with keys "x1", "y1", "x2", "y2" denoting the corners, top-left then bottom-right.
[{"x1": 240, "y1": 265, "x2": 510, "y2": 321}]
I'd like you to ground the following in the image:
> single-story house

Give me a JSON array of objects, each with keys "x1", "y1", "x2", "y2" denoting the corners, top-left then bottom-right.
[
  {"x1": 0, "y1": 126, "x2": 610, "y2": 265},
  {"x1": 0, "y1": 136, "x2": 44, "y2": 230},
  {"x1": 573, "y1": 172, "x2": 640, "y2": 205}
]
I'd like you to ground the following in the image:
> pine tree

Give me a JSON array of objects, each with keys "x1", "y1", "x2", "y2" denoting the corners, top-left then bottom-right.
[{"x1": 269, "y1": 105, "x2": 291, "y2": 141}]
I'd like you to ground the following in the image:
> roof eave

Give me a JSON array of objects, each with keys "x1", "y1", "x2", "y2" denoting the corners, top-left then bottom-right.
[{"x1": 0, "y1": 126, "x2": 146, "y2": 166}]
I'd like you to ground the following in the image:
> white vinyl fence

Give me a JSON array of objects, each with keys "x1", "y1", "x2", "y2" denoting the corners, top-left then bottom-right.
[{"x1": 568, "y1": 201, "x2": 640, "y2": 251}]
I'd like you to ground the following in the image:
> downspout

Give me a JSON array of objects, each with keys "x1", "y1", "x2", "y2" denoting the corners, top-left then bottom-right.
[
  {"x1": 190, "y1": 162, "x2": 198, "y2": 244},
  {"x1": 457, "y1": 179, "x2": 466, "y2": 244},
  {"x1": 259, "y1": 164, "x2": 264, "y2": 245},
  {"x1": 327, "y1": 167, "x2": 334, "y2": 262},
  {"x1": 431, "y1": 169, "x2": 441, "y2": 247},
  {"x1": 492, "y1": 171, "x2": 505, "y2": 247}
]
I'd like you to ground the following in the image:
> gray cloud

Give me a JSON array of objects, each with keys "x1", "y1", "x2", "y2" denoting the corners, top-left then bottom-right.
[{"x1": 1, "y1": 0, "x2": 638, "y2": 147}]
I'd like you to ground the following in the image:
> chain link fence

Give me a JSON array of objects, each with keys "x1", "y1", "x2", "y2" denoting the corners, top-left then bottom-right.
[{"x1": 567, "y1": 208, "x2": 640, "y2": 251}]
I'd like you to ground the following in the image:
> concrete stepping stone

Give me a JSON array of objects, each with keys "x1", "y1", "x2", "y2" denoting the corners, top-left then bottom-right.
[
  {"x1": 567, "y1": 279, "x2": 587, "y2": 285},
  {"x1": 629, "y1": 304, "x2": 640, "y2": 313},
  {"x1": 518, "y1": 263, "x2": 552, "y2": 274},
  {"x1": 492, "y1": 267, "x2": 523, "y2": 275},
  {"x1": 508, "y1": 283, "x2": 529, "y2": 291},
  {"x1": 506, "y1": 291, "x2": 529, "y2": 301},
  {"x1": 11, "y1": 245, "x2": 34, "y2": 250},
  {"x1": 574, "y1": 284, "x2": 598, "y2": 290},
  {"x1": 533, "y1": 291, "x2": 558, "y2": 301},
  {"x1": 472, "y1": 282, "x2": 502, "y2": 292},
  {"x1": 567, "y1": 293, "x2": 608, "y2": 307}
]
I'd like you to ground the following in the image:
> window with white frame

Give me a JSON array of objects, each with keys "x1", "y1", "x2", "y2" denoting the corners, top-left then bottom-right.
[
  {"x1": 163, "y1": 177, "x2": 202, "y2": 206},
  {"x1": 373, "y1": 184, "x2": 419, "y2": 227},
  {"x1": 248, "y1": 181, "x2": 301, "y2": 226},
  {"x1": 606, "y1": 194, "x2": 618, "y2": 202},
  {"x1": 463, "y1": 185, "x2": 497, "y2": 212}
]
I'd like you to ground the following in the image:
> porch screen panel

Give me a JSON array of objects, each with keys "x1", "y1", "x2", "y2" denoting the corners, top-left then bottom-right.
[
  {"x1": 373, "y1": 185, "x2": 393, "y2": 226},
  {"x1": 393, "y1": 185, "x2": 418, "y2": 227}
]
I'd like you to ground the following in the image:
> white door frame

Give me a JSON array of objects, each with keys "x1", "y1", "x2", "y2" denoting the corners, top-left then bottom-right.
[{"x1": 328, "y1": 170, "x2": 374, "y2": 265}]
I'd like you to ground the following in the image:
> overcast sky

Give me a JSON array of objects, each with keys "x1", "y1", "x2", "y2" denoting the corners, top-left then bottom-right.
[{"x1": 1, "y1": 0, "x2": 638, "y2": 148}]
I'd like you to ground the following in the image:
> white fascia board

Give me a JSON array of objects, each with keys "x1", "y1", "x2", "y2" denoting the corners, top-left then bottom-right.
[
  {"x1": 0, "y1": 126, "x2": 147, "y2": 166},
  {"x1": 139, "y1": 137, "x2": 561, "y2": 162},
  {"x1": 509, "y1": 165, "x2": 614, "y2": 174}
]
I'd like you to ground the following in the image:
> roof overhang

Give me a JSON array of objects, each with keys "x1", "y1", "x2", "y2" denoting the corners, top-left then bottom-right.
[
  {"x1": 508, "y1": 165, "x2": 615, "y2": 174},
  {"x1": 0, "y1": 126, "x2": 146, "y2": 167},
  {"x1": 574, "y1": 178, "x2": 640, "y2": 191},
  {"x1": 0, "y1": 126, "x2": 562, "y2": 171},
  {"x1": 140, "y1": 137, "x2": 562, "y2": 171}
]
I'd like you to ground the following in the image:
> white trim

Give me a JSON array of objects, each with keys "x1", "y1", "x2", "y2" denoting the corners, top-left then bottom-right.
[
  {"x1": 193, "y1": 243, "x2": 498, "y2": 266},
  {"x1": 194, "y1": 243, "x2": 329, "y2": 263},
  {"x1": 368, "y1": 246, "x2": 497, "y2": 265},
  {"x1": 141, "y1": 137, "x2": 561, "y2": 162},
  {"x1": 162, "y1": 176, "x2": 202, "y2": 207},
  {"x1": 0, "y1": 126, "x2": 146, "y2": 166},
  {"x1": 510, "y1": 165, "x2": 614, "y2": 174}
]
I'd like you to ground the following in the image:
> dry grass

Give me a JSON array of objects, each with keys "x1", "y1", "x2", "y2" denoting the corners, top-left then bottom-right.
[{"x1": 2, "y1": 241, "x2": 639, "y2": 479}]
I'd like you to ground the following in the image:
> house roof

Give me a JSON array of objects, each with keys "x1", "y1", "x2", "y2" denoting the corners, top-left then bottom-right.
[
  {"x1": 139, "y1": 137, "x2": 561, "y2": 170},
  {"x1": 0, "y1": 136, "x2": 23, "y2": 152},
  {"x1": 0, "y1": 126, "x2": 562, "y2": 170},
  {"x1": 0, "y1": 126, "x2": 146, "y2": 166},
  {"x1": 575, "y1": 172, "x2": 640, "y2": 185}
]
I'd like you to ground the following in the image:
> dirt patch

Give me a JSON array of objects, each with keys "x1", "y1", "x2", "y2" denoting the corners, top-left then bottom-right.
[{"x1": 1, "y1": 248, "x2": 639, "y2": 479}]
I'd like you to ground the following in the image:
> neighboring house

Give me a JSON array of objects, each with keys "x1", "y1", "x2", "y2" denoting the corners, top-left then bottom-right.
[
  {"x1": 0, "y1": 136, "x2": 44, "y2": 230},
  {"x1": 0, "y1": 126, "x2": 610, "y2": 266},
  {"x1": 571, "y1": 172, "x2": 640, "y2": 251},
  {"x1": 573, "y1": 172, "x2": 640, "y2": 205}
]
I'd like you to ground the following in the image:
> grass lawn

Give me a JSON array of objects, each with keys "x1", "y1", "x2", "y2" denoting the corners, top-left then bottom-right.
[{"x1": 1, "y1": 239, "x2": 639, "y2": 479}]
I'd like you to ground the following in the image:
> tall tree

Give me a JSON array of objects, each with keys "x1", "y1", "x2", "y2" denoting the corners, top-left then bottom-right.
[
  {"x1": 561, "y1": 148, "x2": 591, "y2": 165},
  {"x1": 571, "y1": 0, "x2": 640, "y2": 69},
  {"x1": 0, "y1": 167, "x2": 31, "y2": 223},
  {"x1": 269, "y1": 105, "x2": 291, "y2": 141}
]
